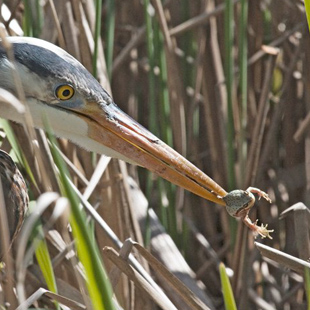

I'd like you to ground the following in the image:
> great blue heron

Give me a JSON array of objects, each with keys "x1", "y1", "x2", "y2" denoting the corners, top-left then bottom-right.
[{"x1": 0, "y1": 36, "x2": 272, "y2": 240}]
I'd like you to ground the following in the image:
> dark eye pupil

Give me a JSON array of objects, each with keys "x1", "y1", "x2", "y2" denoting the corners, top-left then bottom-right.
[{"x1": 63, "y1": 89, "x2": 70, "y2": 97}]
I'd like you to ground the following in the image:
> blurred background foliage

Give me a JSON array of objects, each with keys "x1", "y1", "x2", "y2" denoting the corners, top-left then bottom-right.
[{"x1": 0, "y1": 0, "x2": 310, "y2": 309}]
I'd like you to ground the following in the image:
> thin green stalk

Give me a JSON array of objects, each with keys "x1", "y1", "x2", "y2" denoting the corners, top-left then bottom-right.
[
  {"x1": 305, "y1": 0, "x2": 310, "y2": 32},
  {"x1": 152, "y1": 17, "x2": 177, "y2": 238},
  {"x1": 93, "y1": 0, "x2": 102, "y2": 78},
  {"x1": 180, "y1": 0, "x2": 195, "y2": 89},
  {"x1": 224, "y1": 0, "x2": 236, "y2": 190},
  {"x1": 219, "y1": 262, "x2": 237, "y2": 310},
  {"x1": 238, "y1": 0, "x2": 248, "y2": 185},
  {"x1": 144, "y1": 188, "x2": 152, "y2": 247},
  {"x1": 143, "y1": 0, "x2": 157, "y2": 134},
  {"x1": 143, "y1": 1, "x2": 167, "y2": 236},
  {"x1": 35, "y1": 234, "x2": 60, "y2": 310},
  {"x1": 23, "y1": 0, "x2": 33, "y2": 36},
  {"x1": 158, "y1": 32, "x2": 172, "y2": 146},
  {"x1": 158, "y1": 179, "x2": 169, "y2": 229},
  {"x1": 304, "y1": 16, "x2": 310, "y2": 310},
  {"x1": 305, "y1": 267, "x2": 310, "y2": 310},
  {"x1": 105, "y1": 0, "x2": 115, "y2": 79},
  {"x1": 143, "y1": 0, "x2": 157, "y2": 246},
  {"x1": 157, "y1": 28, "x2": 178, "y2": 241},
  {"x1": 34, "y1": 0, "x2": 43, "y2": 37}
]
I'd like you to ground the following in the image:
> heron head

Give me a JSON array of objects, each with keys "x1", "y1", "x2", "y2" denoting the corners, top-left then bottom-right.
[{"x1": 0, "y1": 37, "x2": 226, "y2": 204}]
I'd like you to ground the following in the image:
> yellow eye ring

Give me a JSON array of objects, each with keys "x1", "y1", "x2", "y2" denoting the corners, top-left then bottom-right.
[{"x1": 55, "y1": 85, "x2": 75, "y2": 100}]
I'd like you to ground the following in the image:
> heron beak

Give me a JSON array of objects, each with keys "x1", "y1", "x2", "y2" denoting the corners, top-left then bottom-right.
[{"x1": 69, "y1": 101, "x2": 227, "y2": 205}]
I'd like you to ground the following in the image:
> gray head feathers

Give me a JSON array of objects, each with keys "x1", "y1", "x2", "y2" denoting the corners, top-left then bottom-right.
[{"x1": 0, "y1": 37, "x2": 112, "y2": 104}]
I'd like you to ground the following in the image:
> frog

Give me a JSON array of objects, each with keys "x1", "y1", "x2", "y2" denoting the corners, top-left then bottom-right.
[{"x1": 222, "y1": 187, "x2": 273, "y2": 239}]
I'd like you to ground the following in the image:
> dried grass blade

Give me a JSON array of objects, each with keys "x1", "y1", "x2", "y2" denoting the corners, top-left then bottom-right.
[
  {"x1": 83, "y1": 156, "x2": 111, "y2": 200},
  {"x1": 16, "y1": 287, "x2": 86, "y2": 310},
  {"x1": 109, "y1": 238, "x2": 134, "y2": 289},
  {"x1": 66, "y1": 174, "x2": 162, "y2": 293},
  {"x1": 103, "y1": 246, "x2": 178, "y2": 310},
  {"x1": 245, "y1": 54, "x2": 278, "y2": 185},
  {"x1": 133, "y1": 197, "x2": 215, "y2": 307},
  {"x1": 280, "y1": 203, "x2": 310, "y2": 261},
  {"x1": 152, "y1": 0, "x2": 187, "y2": 155},
  {"x1": 132, "y1": 242, "x2": 211, "y2": 310},
  {"x1": 112, "y1": 26, "x2": 146, "y2": 74},
  {"x1": 61, "y1": 2, "x2": 81, "y2": 59},
  {"x1": 46, "y1": 0, "x2": 65, "y2": 48},
  {"x1": 169, "y1": 0, "x2": 237, "y2": 37},
  {"x1": 255, "y1": 242, "x2": 310, "y2": 274}
]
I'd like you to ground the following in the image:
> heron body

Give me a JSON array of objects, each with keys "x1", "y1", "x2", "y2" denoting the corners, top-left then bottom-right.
[{"x1": 0, "y1": 150, "x2": 28, "y2": 248}]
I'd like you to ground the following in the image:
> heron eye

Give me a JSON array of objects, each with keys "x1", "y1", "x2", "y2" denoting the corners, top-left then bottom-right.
[{"x1": 55, "y1": 85, "x2": 75, "y2": 100}]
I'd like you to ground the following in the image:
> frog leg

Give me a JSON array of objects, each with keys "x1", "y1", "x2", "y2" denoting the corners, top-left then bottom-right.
[
  {"x1": 242, "y1": 215, "x2": 274, "y2": 239},
  {"x1": 246, "y1": 187, "x2": 272, "y2": 203}
]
